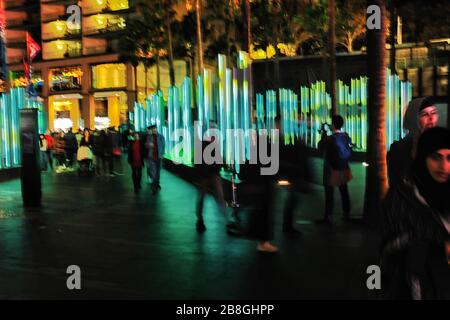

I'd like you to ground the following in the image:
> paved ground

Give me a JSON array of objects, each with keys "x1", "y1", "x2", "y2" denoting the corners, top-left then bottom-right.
[{"x1": 0, "y1": 157, "x2": 382, "y2": 300}]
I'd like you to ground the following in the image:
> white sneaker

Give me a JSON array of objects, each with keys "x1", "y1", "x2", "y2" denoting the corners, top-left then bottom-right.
[{"x1": 256, "y1": 242, "x2": 278, "y2": 253}]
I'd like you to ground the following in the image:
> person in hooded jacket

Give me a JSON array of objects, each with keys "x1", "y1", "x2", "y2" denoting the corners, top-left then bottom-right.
[
  {"x1": 380, "y1": 127, "x2": 450, "y2": 300},
  {"x1": 387, "y1": 97, "x2": 439, "y2": 189}
]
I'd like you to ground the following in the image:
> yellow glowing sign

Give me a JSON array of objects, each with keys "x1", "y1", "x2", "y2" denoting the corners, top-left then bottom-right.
[{"x1": 53, "y1": 100, "x2": 73, "y2": 108}]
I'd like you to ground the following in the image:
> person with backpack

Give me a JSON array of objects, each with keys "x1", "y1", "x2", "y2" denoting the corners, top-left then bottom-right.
[{"x1": 318, "y1": 115, "x2": 353, "y2": 225}]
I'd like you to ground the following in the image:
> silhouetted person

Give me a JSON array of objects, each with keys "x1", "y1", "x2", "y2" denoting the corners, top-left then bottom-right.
[
  {"x1": 279, "y1": 138, "x2": 312, "y2": 233},
  {"x1": 380, "y1": 127, "x2": 450, "y2": 299},
  {"x1": 387, "y1": 97, "x2": 439, "y2": 189},
  {"x1": 318, "y1": 115, "x2": 352, "y2": 225},
  {"x1": 239, "y1": 130, "x2": 278, "y2": 253},
  {"x1": 64, "y1": 129, "x2": 78, "y2": 168},
  {"x1": 195, "y1": 134, "x2": 227, "y2": 233},
  {"x1": 128, "y1": 132, "x2": 145, "y2": 193},
  {"x1": 144, "y1": 125, "x2": 165, "y2": 194}
]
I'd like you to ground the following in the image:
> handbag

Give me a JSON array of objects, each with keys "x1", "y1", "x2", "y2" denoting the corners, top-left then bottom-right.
[{"x1": 112, "y1": 147, "x2": 121, "y2": 156}]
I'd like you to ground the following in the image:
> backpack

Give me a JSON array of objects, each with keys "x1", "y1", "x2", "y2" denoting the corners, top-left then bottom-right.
[{"x1": 329, "y1": 133, "x2": 352, "y2": 169}]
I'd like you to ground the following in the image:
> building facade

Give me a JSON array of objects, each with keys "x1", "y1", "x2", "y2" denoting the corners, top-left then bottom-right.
[{"x1": 3, "y1": 0, "x2": 159, "y2": 131}]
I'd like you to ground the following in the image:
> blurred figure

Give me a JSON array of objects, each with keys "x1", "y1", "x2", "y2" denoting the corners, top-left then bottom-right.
[
  {"x1": 239, "y1": 130, "x2": 278, "y2": 253},
  {"x1": 79, "y1": 128, "x2": 93, "y2": 148},
  {"x1": 39, "y1": 134, "x2": 48, "y2": 171},
  {"x1": 44, "y1": 129, "x2": 54, "y2": 171},
  {"x1": 53, "y1": 131, "x2": 66, "y2": 171},
  {"x1": 75, "y1": 129, "x2": 83, "y2": 147},
  {"x1": 380, "y1": 127, "x2": 450, "y2": 300},
  {"x1": 144, "y1": 125, "x2": 165, "y2": 194},
  {"x1": 318, "y1": 115, "x2": 353, "y2": 225},
  {"x1": 109, "y1": 127, "x2": 124, "y2": 175},
  {"x1": 77, "y1": 129, "x2": 95, "y2": 177},
  {"x1": 92, "y1": 130, "x2": 104, "y2": 176},
  {"x1": 279, "y1": 138, "x2": 312, "y2": 234},
  {"x1": 195, "y1": 132, "x2": 227, "y2": 233},
  {"x1": 64, "y1": 128, "x2": 78, "y2": 168},
  {"x1": 128, "y1": 132, "x2": 145, "y2": 193},
  {"x1": 103, "y1": 128, "x2": 114, "y2": 176},
  {"x1": 387, "y1": 97, "x2": 438, "y2": 189}
]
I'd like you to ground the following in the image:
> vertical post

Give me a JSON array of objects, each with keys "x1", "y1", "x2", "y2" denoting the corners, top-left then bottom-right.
[
  {"x1": 20, "y1": 109, "x2": 41, "y2": 207},
  {"x1": 329, "y1": 0, "x2": 337, "y2": 116},
  {"x1": 447, "y1": 53, "x2": 450, "y2": 127},
  {"x1": 432, "y1": 65, "x2": 437, "y2": 98},
  {"x1": 418, "y1": 67, "x2": 423, "y2": 98}
]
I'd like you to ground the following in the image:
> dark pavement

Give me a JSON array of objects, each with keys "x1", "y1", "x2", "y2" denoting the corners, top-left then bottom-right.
[{"x1": 0, "y1": 157, "x2": 382, "y2": 300}]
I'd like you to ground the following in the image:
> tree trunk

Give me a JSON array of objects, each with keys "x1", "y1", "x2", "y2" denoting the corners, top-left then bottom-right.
[
  {"x1": 196, "y1": 0, "x2": 204, "y2": 74},
  {"x1": 364, "y1": 0, "x2": 388, "y2": 225},
  {"x1": 347, "y1": 33, "x2": 354, "y2": 53},
  {"x1": 134, "y1": 64, "x2": 138, "y2": 103},
  {"x1": 167, "y1": 19, "x2": 175, "y2": 87},
  {"x1": 389, "y1": 3, "x2": 397, "y2": 75},
  {"x1": 144, "y1": 64, "x2": 148, "y2": 98},
  {"x1": 328, "y1": 0, "x2": 337, "y2": 116},
  {"x1": 246, "y1": 0, "x2": 253, "y2": 121},
  {"x1": 156, "y1": 55, "x2": 161, "y2": 92}
]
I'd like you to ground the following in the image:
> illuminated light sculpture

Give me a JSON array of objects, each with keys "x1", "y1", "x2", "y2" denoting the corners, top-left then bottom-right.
[
  {"x1": 0, "y1": 88, "x2": 46, "y2": 170},
  {"x1": 130, "y1": 52, "x2": 412, "y2": 170}
]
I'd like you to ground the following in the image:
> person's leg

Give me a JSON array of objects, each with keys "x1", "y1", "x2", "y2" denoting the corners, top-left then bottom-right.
[
  {"x1": 56, "y1": 154, "x2": 63, "y2": 166},
  {"x1": 211, "y1": 174, "x2": 226, "y2": 216},
  {"x1": 137, "y1": 167, "x2": 142, "y2": 188},
  {"x1": 102, "y1": 156, "x2": 108, "y2": 175},
  {"x1": 131, "y1": 167, "x2": 138, "y2": 190},
  {"x1": 114, "y1": 155, "x2": 123, "y2": 174},
  {"x1": 40, "y1": 151, "x2": 47, "y2": 171},
  {"x1": 147, "y1": 159, "x2": 153, "y2": 183},
  {"x1": 283, "y1": 186, "x2": 301, "y2": 232},
  {"x1": 155, "y1": 159, "x2": 162, "y2": 187},
  {"x1": 339, "y1": 184, "x2": 351, "y2": 219},
  {"x1": 46, "y1": 151, "x2": 53, "y2": 170},
  {"x1": 108, "y1": 156, "x2": 114, "y2": 174},
  {"x1": 196, "y1": 177, "x2": 207, "y2": 232},
  {"x1": 324, "y1": 185, "x2": 334, "y2": 222},
  {"x1": 94, "y1": 155, "x2": 100, "y2": 175},
  {"x1": 67, "y1": 151, "x2": 74, "y2": 167},
  {"x1": 149, "y1": 160, "x2": 157, "y2": 185},
  {"x1": 256, "y1": 183, "x2": 278, "y2": 252}
]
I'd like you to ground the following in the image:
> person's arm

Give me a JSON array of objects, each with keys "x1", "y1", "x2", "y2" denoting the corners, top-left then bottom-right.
[{"x1": 387, "y1": 143, "x2": 399, "y2": 188}]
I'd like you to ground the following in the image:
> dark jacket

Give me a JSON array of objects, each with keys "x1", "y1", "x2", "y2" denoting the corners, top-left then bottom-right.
[
  {"x1": 127, "y1": 139, "x2": 145, "y2": 166},
  {"x1": 143, "y1": 133, "x2": 165, "y2": 160},
  {"x1": 92, "y1": 133, "x2": 105, "y2": 156},
  {"x1": 64, "y1": 132, "x2": 78, "y2": 152},
  {"x1": 278, "y1": 140, "x2": 312, "y2": 192},
  {"x1": 380, "y1": 177, "x2": 450, "y2": 300},
  {"x1": 196, "y1": 139, "x2": 223, "y2": 177},
  {"x1": 79, "y1": 135, "x2": 94, "y2": 148},
  {"x1": 387, "y1": 134, "x2": 414, "y2": 189}
]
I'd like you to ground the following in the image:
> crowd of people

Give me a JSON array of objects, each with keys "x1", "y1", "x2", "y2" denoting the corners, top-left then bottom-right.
[
  {"x1": 36, "y1": 96, "x2": 449, "y2": 299},
  {"x1": 39, "y1": 127, "x2": 124, "y2": 176}
]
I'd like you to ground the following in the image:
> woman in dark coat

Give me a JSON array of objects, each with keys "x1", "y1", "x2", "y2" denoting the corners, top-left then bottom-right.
[
  {"x1": 128, "y1": 132, "x2": 145, "y2": 193},
  {"x1": 79, "y1": 128, "x2": 93, "y2": 148},
  {"x1": 380, "y1": 127, "x2": 450, "y2": 300}
]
